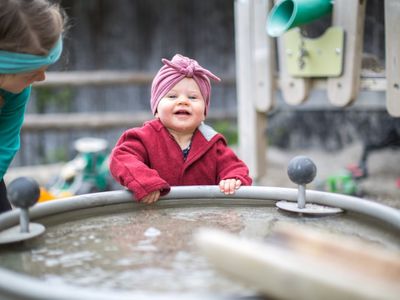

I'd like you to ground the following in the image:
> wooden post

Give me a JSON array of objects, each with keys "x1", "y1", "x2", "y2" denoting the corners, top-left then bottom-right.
[
  {"x1": 384, "y1": 0, "x2": 400, "y2": 117},
  {"x1": 235, "y1": 0, "x2": 274, "y2": 181},
  {"x1": 253, "y1": 0, "x2": 276, "y2": 112},
  {"x1": 327, "y1": 0, "x2": 366, "y2": 106}
]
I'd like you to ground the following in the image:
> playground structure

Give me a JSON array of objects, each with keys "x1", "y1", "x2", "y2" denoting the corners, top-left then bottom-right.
[{"x1": 235, "y1": 0, "x2": 400, "y2": 181}]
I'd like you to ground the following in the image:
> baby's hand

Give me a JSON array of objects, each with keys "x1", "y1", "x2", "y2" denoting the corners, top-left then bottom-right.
[
  {"x1": 141, "y1": 190, "x2": 161, "y2": 204},
  {"x1": 219, "y1": 179, "x2": 242, "y2": 195}
]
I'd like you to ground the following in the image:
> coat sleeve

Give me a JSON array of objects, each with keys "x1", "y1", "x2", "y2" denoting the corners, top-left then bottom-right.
[
  {"x1": 109, "y1": 130, "x2": 170, "y2": 200},
  {"x1": 215, "y1": 140, "x2": 252, "y2": 186}
]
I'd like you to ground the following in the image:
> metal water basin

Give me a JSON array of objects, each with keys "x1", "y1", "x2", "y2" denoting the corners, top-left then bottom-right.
[{"x1": 0, "y1": 186, "x2": 399, "y2": 300}]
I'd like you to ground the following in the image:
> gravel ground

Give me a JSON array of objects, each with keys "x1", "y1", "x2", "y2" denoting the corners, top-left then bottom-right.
[{"x1": 260, "y1": 143, "x2": 400, "y2": 209}]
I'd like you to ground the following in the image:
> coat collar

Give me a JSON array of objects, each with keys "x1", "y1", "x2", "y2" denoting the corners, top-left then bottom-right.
[{"x1": 148, "y1": 119, "x2": 218, "y2": 141}]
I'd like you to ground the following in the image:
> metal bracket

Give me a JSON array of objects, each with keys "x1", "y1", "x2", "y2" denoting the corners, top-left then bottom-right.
[{"x1": 284, "y1": 26, "x2": 344, "y2": 77}]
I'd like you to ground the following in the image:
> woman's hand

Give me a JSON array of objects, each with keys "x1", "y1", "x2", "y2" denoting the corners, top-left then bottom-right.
[
  {"x1": 219, "y1": 179, "x2": 242, "y2": 195},
  {"x1": 141, "y1": 190, "x2": 161, "y2": 204}
]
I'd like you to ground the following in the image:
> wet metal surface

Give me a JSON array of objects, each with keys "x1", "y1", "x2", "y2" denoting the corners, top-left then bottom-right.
[{"x1": 0, "y1": 200, "x2": 399, "y2": 297}]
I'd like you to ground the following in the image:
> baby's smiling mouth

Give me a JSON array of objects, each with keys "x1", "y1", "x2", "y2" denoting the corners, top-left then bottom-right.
[{"x1": 174, "y1": 109, "x2": 191, "y2": 115}]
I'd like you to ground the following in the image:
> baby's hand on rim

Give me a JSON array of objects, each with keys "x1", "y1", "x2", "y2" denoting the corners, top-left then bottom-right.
[
  {"x1": 141, "y1": 190, "x2": 161, "y2": 204},
  {"x1": 219, "y1": 179, "x2": 242, "y2": 195}
]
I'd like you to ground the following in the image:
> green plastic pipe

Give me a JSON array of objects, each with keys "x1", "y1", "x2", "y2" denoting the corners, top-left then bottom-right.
[{"x1": 266, "y1": 0, "x2": 334, "y2": 37}]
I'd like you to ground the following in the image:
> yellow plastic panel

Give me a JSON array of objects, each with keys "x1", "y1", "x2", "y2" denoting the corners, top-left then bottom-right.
[{"x1": 284, "y1": 26, "x2": 344, "y2": 77}]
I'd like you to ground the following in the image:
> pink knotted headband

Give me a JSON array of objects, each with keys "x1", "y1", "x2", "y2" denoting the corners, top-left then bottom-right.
[{"x1": 150, "y1": 54, "x2": 221, "y2": 115}]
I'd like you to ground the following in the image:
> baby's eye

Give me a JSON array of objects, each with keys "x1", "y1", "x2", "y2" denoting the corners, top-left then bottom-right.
[
  {"x1": 189, "y1": 95, "x2": 200, "y2": 101},
  {"x1": 166, "y1": 94, "x2": 177, "y2": 99}
]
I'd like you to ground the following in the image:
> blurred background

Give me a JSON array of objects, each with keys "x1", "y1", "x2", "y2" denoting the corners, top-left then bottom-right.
[{"x1": 6, "y1": 0, "x2": 399, "y2": 201}]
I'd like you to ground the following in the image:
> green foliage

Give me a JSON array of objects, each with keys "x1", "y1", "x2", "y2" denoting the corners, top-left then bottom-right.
[
  {"x1": 34, "y1": 87, "x2": 74, "y2": 113},
  {"x1": 42, "y1": 147, "x2": 69, "y2": 164},
  {"x1": 212, "y1": 120, "x2": 238, "y2": 145}
]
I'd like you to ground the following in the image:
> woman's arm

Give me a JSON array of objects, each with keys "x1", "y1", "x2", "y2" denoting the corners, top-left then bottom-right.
[{"x1": 0, "y1": 87, "x2": 31, "y2": 180}]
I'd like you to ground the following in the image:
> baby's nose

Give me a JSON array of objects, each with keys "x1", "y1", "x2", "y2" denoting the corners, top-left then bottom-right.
[{"x1": 177, "y1": 95, "x2": 189, "y2": 104}]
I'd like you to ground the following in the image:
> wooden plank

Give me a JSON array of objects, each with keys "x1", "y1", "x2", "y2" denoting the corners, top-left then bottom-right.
[
  {"x1": 384, "y1": 0, "x2": 400, "y2": 117},
  {"x1": 33, "y1": 71, "x2": 236, "y2": 87},
  {"x1": 22, "y1": 112, "x2": 149, "y2": 131},
  {"x1": 277, "y1": 32, "x2": 311, "y2": 105},
  {"x1": 36, "y1": 71, "x2": 386, "y2": 91},
  {"x1": 253, "y1": 0, "x2": 275, "y2": 112},
  {"x1": 235, "y1": 0, "x2": 267, "y2": 180},
  {"x1": 196, "y1": 225, "x2": 400, "y2": 300},
  {"x1": 21, "y1": 111, "x2": 236, "y2": 131},
  {"x1": 35, "y1": 71, "x2": 153, "y2": 87},
  {"x1": 301, "y1": 77, "x2": 387, "y2": 92},
  {"x1": 327, "y1": 0, "x2": 366, "y2": 106}
]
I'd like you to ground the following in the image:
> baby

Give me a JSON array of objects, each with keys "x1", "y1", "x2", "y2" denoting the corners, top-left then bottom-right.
[{"x1": 109, "y1": 54, "x2": 252, "y2": 204}]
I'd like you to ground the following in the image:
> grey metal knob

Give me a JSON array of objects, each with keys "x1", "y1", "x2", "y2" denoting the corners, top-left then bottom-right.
[
  {"x1": 7, "y1": 177, "x2": 40, "y2": 233},
  {"x1": 287, "y1": 156, "x2": 317, "y2": 185},
  {"x1": 287, "y1": 156, "x2": 316, "y2": 209},
  {"x1": 277, "y1": 156, "x2": 342, "y2": 215}
]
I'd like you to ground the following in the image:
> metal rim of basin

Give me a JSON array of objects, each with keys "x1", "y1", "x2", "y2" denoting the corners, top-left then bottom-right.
[{"x1": 0, "y1": 185, "x2": 399, "y2": 300}]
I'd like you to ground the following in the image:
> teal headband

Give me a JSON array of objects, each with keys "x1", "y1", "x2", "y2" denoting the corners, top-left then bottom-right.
[{"x1": 0, "y1": 37, "x2": 63, "y2": 74}]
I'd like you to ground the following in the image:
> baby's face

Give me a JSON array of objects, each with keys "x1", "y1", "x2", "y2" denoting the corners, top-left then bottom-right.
[{"x1": 156, "y1": 77, "x2": 205, "y2": 135}]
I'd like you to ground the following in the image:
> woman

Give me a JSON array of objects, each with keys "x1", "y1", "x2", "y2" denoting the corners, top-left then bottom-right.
[{"x1": 0, "y1": 0, "x2": 66, "y2": 212}]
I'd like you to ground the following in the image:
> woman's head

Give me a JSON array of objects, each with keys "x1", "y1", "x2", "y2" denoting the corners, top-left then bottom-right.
[
  {"x1": 0, "y1": 0, "x2": 66, "y2": 55},
  {"x1": 0, "y1": 0, "x2": 66, "y2": 92},
  {"x1": 150, "y1": 54, "x2": 221, "y2": 116}
]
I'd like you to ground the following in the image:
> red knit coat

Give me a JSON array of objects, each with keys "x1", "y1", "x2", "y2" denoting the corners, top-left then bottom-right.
[{"x1": 109, "y1": 119, "x2": 252, "y2": 200}]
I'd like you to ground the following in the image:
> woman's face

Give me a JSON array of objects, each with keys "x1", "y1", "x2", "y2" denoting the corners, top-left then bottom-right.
[
  {"x1": 156, "y1": 77, "x2": 206, "y2": 135},
  {"x1": 0, "y1": 66, "x2": 48, "y2": 93}
]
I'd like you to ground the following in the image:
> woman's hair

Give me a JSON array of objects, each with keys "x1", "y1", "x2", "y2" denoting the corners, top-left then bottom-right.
[{"x1": 0, "y1": 0, "x2": 67, "y2": 55}]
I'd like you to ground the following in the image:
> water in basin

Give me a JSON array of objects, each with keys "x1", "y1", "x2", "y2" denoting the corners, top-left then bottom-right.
[{"x1": 0, "y1": 201, "x2": 398, "y2": 297}]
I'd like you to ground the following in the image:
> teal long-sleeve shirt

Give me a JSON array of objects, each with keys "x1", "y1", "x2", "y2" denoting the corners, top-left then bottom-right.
[{"x1": 0, "y1": 86, "x2": 31, "y2": 181}]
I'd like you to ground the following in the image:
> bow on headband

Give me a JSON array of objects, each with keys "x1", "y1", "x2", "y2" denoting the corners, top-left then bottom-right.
[{"x1": 161, "y1": 55, "x2": 220, "y2": 82}]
